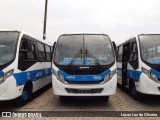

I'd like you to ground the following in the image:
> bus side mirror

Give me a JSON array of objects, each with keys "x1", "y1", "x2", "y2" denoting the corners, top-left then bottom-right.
[
  {"x1": 112, "y1": 41, "x2": 116, "y2": 52},
  {"x1": 51, "y1": 42, "x2": 56, "y2": 61},
  {"x1": 52, "y1": 42, "x2": 56, "y2": 53}
]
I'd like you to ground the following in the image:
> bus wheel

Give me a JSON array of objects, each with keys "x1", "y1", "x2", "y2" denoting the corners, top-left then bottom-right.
[
  {"x1": 15, "y1": 83, "x2": 32, "y2": 106},
  {"x1": 129, "y1": 80, "x2": 143, "y2": 101},
  {"x1": 59, "y1": 96, "x2": 68, "y2": 103},
  {"x1": 100, "y1": 96, "x2": 109, "y2": 102}
]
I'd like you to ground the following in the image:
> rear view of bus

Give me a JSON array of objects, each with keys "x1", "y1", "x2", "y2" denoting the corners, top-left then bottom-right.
[{"x1": 52, "y1": 34, "x2": 117, "y2": 102}]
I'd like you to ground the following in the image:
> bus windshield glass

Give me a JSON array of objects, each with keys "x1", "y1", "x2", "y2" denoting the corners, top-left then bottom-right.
[
  {"x1": 54, "y1": 34, "x2": 115, "y2": 66},
  {"x1": 139, "y1": 34, "x2": 160, "y2": 64},
  {"x1": 0, "y1": 31, "x2": 19, "y2": 66}
]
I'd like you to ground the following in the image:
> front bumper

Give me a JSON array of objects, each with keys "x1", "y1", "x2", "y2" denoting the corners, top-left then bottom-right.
[
  {"x1": 136, "y1": 73, "x2": 160, "y2": 95},
  {"x1": 0, "y1": 76, "x2": 22, "y2": 101},
  {"x1": 52, "y1": 74, "x2": 117, "y2": 96}
]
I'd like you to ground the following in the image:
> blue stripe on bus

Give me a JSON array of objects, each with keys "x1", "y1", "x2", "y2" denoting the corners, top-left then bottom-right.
[
  {"x1": 13, "y1": 68, "x2": 51, "y2": 85},
  {"x1": 58, "y1": 69, "x2": 111, "y2": 82},
  {"x1": 0, "y1": 71, "x2": 4, "y2": 75},
  {"x1": 117, "y1": 68, "x2": 142, "y2": 82}
]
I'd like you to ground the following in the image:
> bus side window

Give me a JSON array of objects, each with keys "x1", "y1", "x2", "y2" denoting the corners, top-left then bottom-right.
[
  {"x1": 116, "y1": 47, "x2": 119, "y2": 61},
  {"x1": 117, "y1": 45, "x2": 123, "y2": 62},
  {"x1": 45, "y1": 45, "x2": 51, "y2": 61},
  {"x1": 129, "y1": 41, "x2": 138, "y2": 61},
  {"x1": 19, "y1": 37, "x2": 37, "y2": 61},
  {"x1": 21, "y1": 40, "x2": 27, "y2": 50},
  {"x1": 37, "y1": 42, "x2": 46, "y2": 61},
  {"x1": 27, "y1": 41, "x2": 37, "y2": 60},
  {"x1": 19, "y1": 38, "x2": 28, "y2": 60},
  {"x1": 18, "y1": 35, "x2": 37, "y2": 71}
]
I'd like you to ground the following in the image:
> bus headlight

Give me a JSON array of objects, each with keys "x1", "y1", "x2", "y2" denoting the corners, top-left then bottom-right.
[
  {"x1": 150, "y1": 72, "x2": 159, "y2": 83},
  {"x1": 0, "y1": 75, "x2": 4, "y2": 84},
  {"x1": 4, "y1": 70, "x2": 14, "y2": 80},
  {"x1": 58, "y1": 73, "x2": 64, "y2": 80},
  {"x1": 100, "y1": 69, "x2": 116, "y2": 85},
  {"x1": 0, "y1": 69, "x2": 14, "y2": 84},
  {"x1": 142, "y1": 67, "x2": 150, "y2": 75},
  {"x1": 150, "y1": 72, "x2": 158, "y2": 81},
  {"x1": 52, "y1": 68, "x2": 68, "y2": 84},
  {"x1": 52, "y1": 68, "x2": 58, "y2": 76},
  {"x1": 110, "y1": 69, "x2": 116, "y2": 78},
  {"x1": 57, "y1": 73, "x2": 68, "y2": 84},
  {"x1": 142, "y1": 67, "x2": 159, "y2": 83}
]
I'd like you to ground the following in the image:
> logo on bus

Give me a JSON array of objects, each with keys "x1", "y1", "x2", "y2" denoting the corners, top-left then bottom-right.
[
  {"x1": 27, "y1": 72, "x2": 30, "y2": 80},
  {"x1": 93, "y1": 76, "x2": 102, "y2": 80},
  {"x1": 79, "y1": 67, "x2": 89, "y2": 69},
  {"x1": 45, "y1": 69, "x2": 49, "y2": 75},
  {"x1": 66, "y1": 76, "x2": 76, "y2": 79},
  {"x1": 35, "y1": 72, "x2": 43, "y2": 78},
  {"x1": 82, "y1": 76, "x2": 87, "y2": 80}
]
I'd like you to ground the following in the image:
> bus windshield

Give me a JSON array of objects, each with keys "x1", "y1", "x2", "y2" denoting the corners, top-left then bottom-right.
[
  {"x1": 139, "y1": 34, "x2": 160, "y2": 64},
  {"x1": 0, "y1": 31, "x2": 19, "y2": 66},
  {"x1": 54, "y1": 34, "x2": 115, "y2": 66}
]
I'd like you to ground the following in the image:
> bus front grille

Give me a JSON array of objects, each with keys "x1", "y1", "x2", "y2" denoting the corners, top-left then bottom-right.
[
  {"x1": 66, "y1": 81, "x2": 102, "y2": 84},
  {"x1": 63, "y1": 69, "x2": 104, "y2": 75},
  {"x1": 65, "y1": 88, "x2": 103, "y2": 94}
]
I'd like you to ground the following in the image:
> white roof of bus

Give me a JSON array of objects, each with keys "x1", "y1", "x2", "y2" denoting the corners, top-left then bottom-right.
[
  {"x1": 117, "y1": 33, "x2": 144, "y2": 46},
  {"x1": 117, "y1": 35, "x2": 136, "y2": 46},
  {"x1": 0, "y1": 30, "x2": 53, "y2": 46},
  {"x1": 117, "y1": 33, "x2": 160, "y2": 46}
]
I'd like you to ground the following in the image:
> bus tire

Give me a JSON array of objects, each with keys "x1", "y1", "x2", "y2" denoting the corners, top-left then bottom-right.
[
  {"x1": 15, "y1": 82, "x2": 32, "y2": 106},
  {"x1": 59, "y1": 96, "x2": 68, "y2": 103},
  {"x1": 129, "y1": 80, "x2": 143, "y2": 101},
  {"x1": 101, "y1": 96, "x2": 109, "y2": 102}
]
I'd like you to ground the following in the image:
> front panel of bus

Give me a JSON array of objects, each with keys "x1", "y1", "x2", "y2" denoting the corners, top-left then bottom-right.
[
  {"x1": 52, "y1": 34, "x2": 117, "y2": 96},
  {"x1": 138, "y1": 34, "x2": 160, "y2": 95},
  {"x1": 0, "y1": 31, "x2": 21, "y2": 100}
]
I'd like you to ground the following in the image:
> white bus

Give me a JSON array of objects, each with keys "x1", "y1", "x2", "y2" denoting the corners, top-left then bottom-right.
[
  {"x1": 52, "y1": 34, "x2": 117, "y2": 102},
  {"x1": 117, "y1": 34, "x2": 160, "y2": 100},
  {"x1": 0, "y1": 30, "x2": 52, "y2": 106}
]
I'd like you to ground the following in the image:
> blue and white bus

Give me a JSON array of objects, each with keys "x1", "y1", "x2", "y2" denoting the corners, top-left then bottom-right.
[
  {"x1": 52, "y1": 34, "x2": 117, "y2": 102},
  {"x1": 0, "y1": 30, "x2": 52, "y2": 106},
  {"x1": 117, "y1": 34, "x2": 160, "y2": 100}
]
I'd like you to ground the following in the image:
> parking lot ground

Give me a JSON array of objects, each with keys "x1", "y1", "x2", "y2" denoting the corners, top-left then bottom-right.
[{"x1": 1, "y1": 84, "x2": 160, "y2": 120}]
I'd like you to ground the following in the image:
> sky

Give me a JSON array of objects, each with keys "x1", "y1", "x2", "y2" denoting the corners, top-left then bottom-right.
[{"x1": 1, "y1": 0, "x2": 160, "y2": 44}]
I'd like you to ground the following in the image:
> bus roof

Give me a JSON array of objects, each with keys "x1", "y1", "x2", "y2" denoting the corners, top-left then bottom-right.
[
  {"x1": 58, "y1": 33, "x2": 112, "y2": 42},
  {"x1": 117, "y1": 33, "x2": 160, "y2": 47},
  {"x1": 60, "y1": 33, "x2": 109, "y2": 36},
  {"x1": 0, "y1": 30, "x2": 52, "y2": 46}
]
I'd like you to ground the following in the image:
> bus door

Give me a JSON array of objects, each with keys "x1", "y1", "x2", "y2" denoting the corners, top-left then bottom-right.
[
  {"x1": 122, "y1": 43, "x2": 130, "y2": 86},
  {"x1": 122, "y1": 39, "x2": 139, "y2": 86}
]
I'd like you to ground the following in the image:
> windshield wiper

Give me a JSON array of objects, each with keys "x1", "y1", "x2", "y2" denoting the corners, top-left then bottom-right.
[
  {"x1": 85, "y1": 45, "x2": 101, "y2": 68},
  {"x1": 67, "y1": 44, "x2": 101, "y2": 68},
  {"x1": 67, "y1": 45, "x2": 83, "y2": 68}
]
